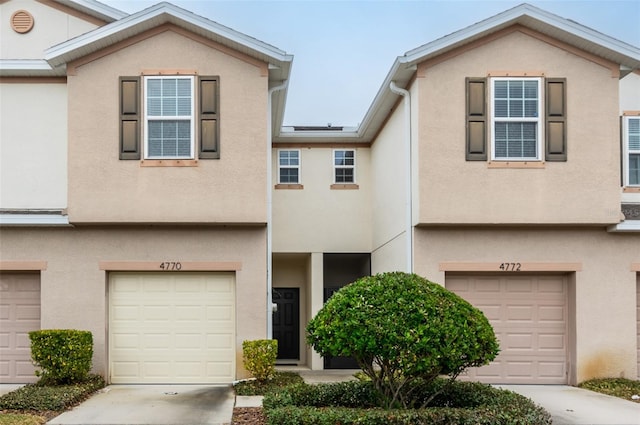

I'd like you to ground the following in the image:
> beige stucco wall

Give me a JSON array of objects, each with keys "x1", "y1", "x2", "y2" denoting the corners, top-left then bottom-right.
[
  {"x1": 620, "y1": 72, "x2": 640, "y2": 112},
  {"x1": 0, "y1": 225, "x2": 267, "y2": 381},
  {"x1": 0, "y1": 0, "x2": 99, "y2": 60},
  {"x1": 272, "y1": 146, "x2": 372, "y2": 252},
  {"x1": 416, "y1": 29, "x2": 621, "y2": 225},
  {"x1": 0, "y1": 82, "x2": 67, "y2": 209},
  {"x1": 414, "y1": 227, "x2": 639, "y2": 383},
  {"x1": 67, "y1": 29, "x2": 268, "y2": 223}
]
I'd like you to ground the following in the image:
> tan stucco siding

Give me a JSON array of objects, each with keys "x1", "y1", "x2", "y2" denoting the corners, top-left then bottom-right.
[
  {"x1": 0, "y1": 226, "x2": 267, "y2": 381},
  {"x1": 272, "y1": 146, "x2": 371, "y2": 252},
  {"x1": 416, "y1": 30, "x2": 621, "y2": 225},
  {"x1": 620, "y1": 72, "x2": 640, "y2": 112},
  {"x1": 67, "y1": 30, "x2": 268, "y2": 223},
  {"x1": 0, "y1": 0, "x2": 98, "y2": 60},
  {"x1": 0, "y1": 83, "x2": 67, "y2": 209},
  {"x1": 414, "y1": 227, "x2": 639, "y2": 382}
]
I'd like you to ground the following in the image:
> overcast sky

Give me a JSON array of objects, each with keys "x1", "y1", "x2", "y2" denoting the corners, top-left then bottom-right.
[{"x1": 102, "y1": 0, "x2": 640, "y2": 127}]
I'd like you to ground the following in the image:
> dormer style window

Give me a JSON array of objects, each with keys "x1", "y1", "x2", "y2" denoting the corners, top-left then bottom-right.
[
  {"x1": 119, "y1": 75, "x2": 220, "y2": 161},
  {"x1": 466, "y1": 76, "x2": 567, "y2": 163},
  {"x1": 623, "y1": 115, "x2": 640, "y2": 186}
]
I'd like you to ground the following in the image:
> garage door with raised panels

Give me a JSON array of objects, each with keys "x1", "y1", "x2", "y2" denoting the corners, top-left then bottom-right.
[
  {"x1": 0, "y1": 273, "x2": 41, "y2": 384},
  {"x1": 109, "y1": 272, "x2": 236, "y2": 384},
  {"x1": 446, "y1": 274, "x2": 568, "y2": 384}
]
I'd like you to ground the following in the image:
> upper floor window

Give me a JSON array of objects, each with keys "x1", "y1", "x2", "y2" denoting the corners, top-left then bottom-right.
[
  {"x1": 491, "y1": 78, "x2": 541, "y2": 161},
  {"x1": 144, "y1": 76, "x2": 195, "y2": 159},
  {"x1": 278, "y1": 150, "x2": 300, "y2": 184},
  {"x1": 119, "y1": 75, "x2": 220, "y2": 161},
  {"x1": 624, "y1": 116, "x2": 640, "y2": 186},
  {"x1": 334, "y1": 149, "x2": 355, "y2": 183}
]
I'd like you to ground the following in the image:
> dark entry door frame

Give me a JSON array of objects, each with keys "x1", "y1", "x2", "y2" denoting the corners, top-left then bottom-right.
[{"x1": 272, "y1": 287, "x2": 300, "y2": 361}]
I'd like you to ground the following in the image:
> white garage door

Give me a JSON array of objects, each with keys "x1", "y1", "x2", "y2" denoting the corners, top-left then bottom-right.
[
  {"x1": 0, "y1": 273, "x2": 40, "y2": 384},
  {"x1": 446, "y1": 274, "x2": 568, "y2": 384},
  {"x1": 109, "y1": 272, "x2": 235, "y2": 384}
]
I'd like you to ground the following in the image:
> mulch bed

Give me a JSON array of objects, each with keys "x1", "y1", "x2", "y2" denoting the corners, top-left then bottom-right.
[{"x1": 231, "y1": 407, "x2": 266, "y2": 424}]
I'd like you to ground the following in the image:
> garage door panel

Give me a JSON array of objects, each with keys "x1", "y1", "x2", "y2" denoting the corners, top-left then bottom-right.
[
  {"x1": 0, "y1": 273, "x2": 41, "y2": 384},
  {"x1": 447, "y1": 274, "x2": 567, "y2": 384},
  {"x1": 109, "y1": 272, "x2": 236, "y2": 384}
]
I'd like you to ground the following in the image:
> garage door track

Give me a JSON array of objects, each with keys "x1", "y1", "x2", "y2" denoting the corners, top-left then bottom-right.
[{"x1": 47, "y1": 385, "x2": 234, "y2": 424}]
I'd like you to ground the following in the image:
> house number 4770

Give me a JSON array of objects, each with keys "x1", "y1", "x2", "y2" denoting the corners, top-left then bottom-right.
[
  {"x1": 159, "y1": 262, "x2": 182, "y2": 271},
  {"x1": 499, "y1": 263, "x2": 521, "y2": 271}
]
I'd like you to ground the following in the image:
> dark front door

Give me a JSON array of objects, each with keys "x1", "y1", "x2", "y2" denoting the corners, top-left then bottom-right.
[{"x1": 272, "y1": 288, "x2": 300, "y2": 360}]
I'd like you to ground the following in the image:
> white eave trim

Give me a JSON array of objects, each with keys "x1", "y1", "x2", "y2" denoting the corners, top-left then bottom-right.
[
  {"x1": 58, "y1": 0, "x2": 129, "y2": 22},
  {"x1": 0, "y1": 213, "x2": 70, "y2": 226},
  {"x1": 0, "y1": 60, "x2": 65, "y2": 77},
  {"x1": 607, "y1": 220, "x2": 640, "y2": 232},
  {"x1": 45, "y1": 2, "x2": 292, "y2": 68}
]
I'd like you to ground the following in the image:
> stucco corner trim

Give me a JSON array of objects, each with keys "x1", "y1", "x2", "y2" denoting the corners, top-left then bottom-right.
[
  {"x1": 622, "y1": 187, "x2": 640, "y2": 193},
  {"x1": 0, "y1": 261, "x2": 47, "y2": 271},
  {"x1": 439, "y1": 261, "x2": 582, "y2": 272},
  {"x1": 99, "y1": 261, "x2": 242, "y2": 271},
  {"x1": 330, "y1": 184, "x2": 360, "y2": 190},
  {"x1": 140, "y1": 159, "x2": 199, "y2": 167},
  {"x1": 631, "y1": 263, "x2": 640, "y2": 272}
]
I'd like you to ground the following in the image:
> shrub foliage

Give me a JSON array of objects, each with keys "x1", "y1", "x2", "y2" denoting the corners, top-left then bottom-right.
[
  {"x1": 306, "y1": 272, "x2": 500, "y2": 408},
  {"x1": 29, "y1": 329, "x2": 93, "y2": 385},
  {"x1": 242, "y1": 339, "x2": 278, "y2": 382},
  {"x1": 263, "y1": 380, "x2": 551, "y2": 425}
]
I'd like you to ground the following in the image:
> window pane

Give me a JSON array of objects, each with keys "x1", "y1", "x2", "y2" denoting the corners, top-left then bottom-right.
[
  {"x1": 629, "y1": 118, "x2": 640, "y2": 151},
  {"x1": 630, "y1": 154, "x2": 640, "y2": 185},
  {"x1": 335, "y1": 168, "x2": 354, "y2": 183},
  {"x1": 494, "y1": 122, "x2": 537, "y2": 159},
  {"x1": 147, "y1": 120, "x2": 191, "y2": 158},
  {"x1": 280, "y1": 168, "x2": 299, "y2": 184},
  {"x1": 494, "y1": 81, "x2": 507, "y2": 98}
]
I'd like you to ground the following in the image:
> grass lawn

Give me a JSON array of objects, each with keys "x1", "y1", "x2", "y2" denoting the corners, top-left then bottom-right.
[
  {"x1": 0, "y1": 413, "x2": 46, "y2": 425},
  {"x1": 578, "y1": 378, "x2": 640, "y2": 403}
]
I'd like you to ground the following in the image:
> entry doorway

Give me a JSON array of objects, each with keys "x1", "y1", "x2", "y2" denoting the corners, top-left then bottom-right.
[{"x1": 272, "y1": 288, "x2": 300, "y2": 360}]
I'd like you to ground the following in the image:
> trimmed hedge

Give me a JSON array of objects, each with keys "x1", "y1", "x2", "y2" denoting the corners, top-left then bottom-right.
[
  {"x1": 242, "y1": 339, "x2": 277, "y2": 381},
  {"x1": 263, "y1": 380, "x2": 551, "y2": 425},
  {"x1": 29, "y1": 329, "x2": 93, "y2": 384},
  {"x1": 0, "y1": 374, "x2": 105, "y2": 412}
]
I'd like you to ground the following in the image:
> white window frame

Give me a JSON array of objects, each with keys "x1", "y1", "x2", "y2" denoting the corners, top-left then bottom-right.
[
  {"x1": 623, "y1": 115, "x2": 640, "y2": 187},
  {"x1": 333, "y1": 149, "x2": 356, "y2": 184},
  {"x1": 490, "y1": 77, "x2": 543, "y2": 161},
  {"x1": 278, "y1": 149, "x2": 301, "y2": 184},
  {"x1": 143, "y1": 75, "x2": 195, "y2": 160}
]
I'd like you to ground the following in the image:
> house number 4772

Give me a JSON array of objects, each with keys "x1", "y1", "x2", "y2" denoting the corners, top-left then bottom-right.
[
  {"x1": 159, "y1": 262, "x2": 182, "y2": 271},
  {"x1": 499, "y1": 263, "x2": 521, "y2": 271}
]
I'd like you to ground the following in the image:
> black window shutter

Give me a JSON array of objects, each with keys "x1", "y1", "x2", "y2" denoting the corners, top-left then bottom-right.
[
  {"x1": 545, "y1": 78, "x2": 567, "y2": 161},
  {"x1": 119, "y1": 76, "x2": 140, "y2": 160},
  {"x1": 466, "y1": 77, "x2": 487, "y2": 161},
  {"x1": 199, "y1": 76, "x2": 220, "y2": 159}
]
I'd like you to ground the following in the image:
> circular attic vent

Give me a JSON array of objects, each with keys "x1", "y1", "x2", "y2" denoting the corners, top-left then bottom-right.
[{"x1": 11, "y1": 10, "x2": 34, "y2": 34}]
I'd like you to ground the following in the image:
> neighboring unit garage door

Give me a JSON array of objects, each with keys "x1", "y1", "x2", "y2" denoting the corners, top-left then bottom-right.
[
  {"x1": 109, "y1": 272, "x2": 235, "y2": 384},
  {"x1": 0, "y1": 273, "x2": 40, "y2": 384},
  {"x1": 446, "y1": 274, "x2": 568, "y2": 384}
]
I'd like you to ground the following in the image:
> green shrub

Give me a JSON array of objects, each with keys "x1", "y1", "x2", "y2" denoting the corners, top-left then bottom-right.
[
  {"x1": 306, "y1": 272, "x2": 499, "y2": 408},
  {"x1": 29, "y1": 329, "x2": 93, "y2": 385},
  {"x1": 263, "y1": 380, "x2": 551, "y2": 425},
  {"x1": 242, "y1": 339, "x2": 277, "y2": 382},
  {"x1": 234, "y1": 371, "x2": 304, "y2": 395},
  {"x1": 0, "y1": 374, "x2": 104, "y2": 411}
]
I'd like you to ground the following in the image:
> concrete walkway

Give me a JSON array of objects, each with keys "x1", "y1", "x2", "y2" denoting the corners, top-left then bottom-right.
[
  {"x1": 47, "y1": 385, "x2": 235, "y2": 425},
  {"x1": 498, "y1": 385, "x2": 640, "y2": 425}
]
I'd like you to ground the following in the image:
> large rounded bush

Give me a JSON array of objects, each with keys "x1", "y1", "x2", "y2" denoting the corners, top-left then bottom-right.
[{"x1": 306, "y1": 272, "x2": 499, "y2": 408}]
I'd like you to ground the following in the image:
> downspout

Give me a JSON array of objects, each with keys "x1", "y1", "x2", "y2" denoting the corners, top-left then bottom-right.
[
  {"x1": 267, "y1": 81, "x2": 288, "y2": 338},
  {"x1": 389, "y1": 81, "x2": 413, "y2": 273}
]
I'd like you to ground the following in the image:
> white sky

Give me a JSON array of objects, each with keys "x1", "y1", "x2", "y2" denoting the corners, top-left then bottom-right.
[{"x1": 102, "y1": 0, "x2": 640, "y2": 127}]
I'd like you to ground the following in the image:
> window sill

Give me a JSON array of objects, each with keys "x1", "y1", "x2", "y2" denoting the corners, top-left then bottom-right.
[
  {"x1": 330, "y1": 184, "x2": 359, "y2": 190},
  {"x1": 623, "y1": 187, "x2": 640, "y2": 193},
  {"x1": 275, "y1": 184, "x2": 304, "y2": 190},
  {"x1": 140, "y1": 159, "x2": 198, "y2": 167},
  {"x1": 487, "y1": 161, "x2": 545, "y2": 169}
]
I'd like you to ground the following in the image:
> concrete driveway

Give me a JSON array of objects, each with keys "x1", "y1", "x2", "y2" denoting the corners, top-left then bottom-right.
[
  {"x1": 47, "y1": 385, "x2": 235, "y2": 425},
  {"x1": 499, "y1": 385, "x2": 640, "y2": 425}
]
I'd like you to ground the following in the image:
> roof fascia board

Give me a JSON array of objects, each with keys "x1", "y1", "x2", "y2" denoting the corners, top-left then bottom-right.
[
  {"x1": 607, "y1": 221, "x2": 640, "y2": 232},
  {"x1": 0, "y1": 213, "x2": 70, "y2": 226},
  {"x1": 45, "y1": 3, "x2": 292, "y2": 69},
  {"x1": 46, "y1": 0, "x2": 128, "y2": 23}
]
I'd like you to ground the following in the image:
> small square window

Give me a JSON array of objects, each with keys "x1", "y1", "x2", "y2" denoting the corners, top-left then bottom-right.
[
  {"x1": 334, "y1": 150, "x2": 355, "y2": 183},
  {"x1": 278, "y1": 150, "x2": 300, "y2": 184}
]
